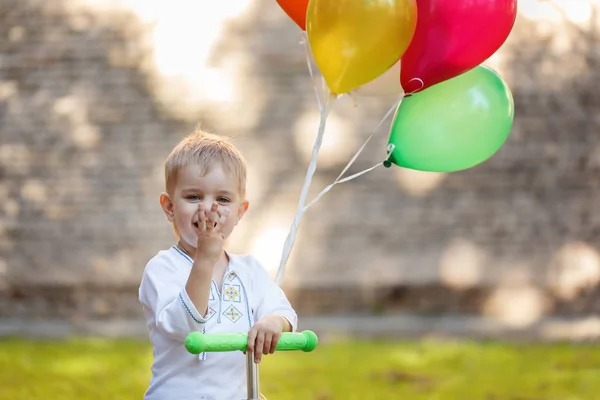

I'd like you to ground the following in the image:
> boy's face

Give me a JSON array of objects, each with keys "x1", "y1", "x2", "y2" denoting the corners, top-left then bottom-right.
[{"x1": 160, "y1": 163, "x2": 248, "y2": 251}]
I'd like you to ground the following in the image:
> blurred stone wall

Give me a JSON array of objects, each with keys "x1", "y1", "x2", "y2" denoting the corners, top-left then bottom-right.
[{"x1": 1, "y1": 0, "x2": 599, "y2": 326}]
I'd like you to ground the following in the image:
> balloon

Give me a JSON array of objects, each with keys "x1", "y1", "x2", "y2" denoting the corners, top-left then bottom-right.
[
  {"x1": 400, "y1": 0, "x2": 517, "y2": 93},
  {"x1": 276, "y1": 0, "x2": 309, "y2": 31},
  {"x1": 386, "y1": 65, "x2": 514, "y2": 173},
  {"x1": 307, "y1": 0, "x2": 417, "y2": 95},
  {"x1": 354, "y1": 60, "x2": 405, "y2": 98}
]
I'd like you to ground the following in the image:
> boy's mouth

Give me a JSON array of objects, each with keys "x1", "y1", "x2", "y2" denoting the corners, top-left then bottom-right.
[{"x1": 192, "y1": 221, "x2": 217, "y2": 229}]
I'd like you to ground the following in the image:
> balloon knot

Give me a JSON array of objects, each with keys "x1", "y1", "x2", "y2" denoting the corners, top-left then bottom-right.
[{"x1": 383, "y1": 160, "x2": 392, "y2": 168}]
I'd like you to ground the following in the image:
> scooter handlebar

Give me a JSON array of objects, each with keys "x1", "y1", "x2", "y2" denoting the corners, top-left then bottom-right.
[{"x1": 185, "y1": 330, "x2": 318, "y2": 355}]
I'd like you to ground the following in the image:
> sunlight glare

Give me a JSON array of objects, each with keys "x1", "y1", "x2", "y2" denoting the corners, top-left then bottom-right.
[
  {"x1": 439, "y1": 238, "x2": 484, "y2": 290},
  {"x1": 78, "y1": 0, "x2": 254, "y2": 109},
  {"x1": 548, "y1": 241, "x2": 600, "y2": 300},
  {"x1": 519, "y1": 0, "x2": 593, "y2": 23},
  {"x1": 483, "y1": 285, "x2": 548, "y2": 327},
  {"x1": 294, "y1": 110, "x2": 357, "y2": 169},
  {"x1": 251, "y1": 225, "x2": 290, "y2": 277}
]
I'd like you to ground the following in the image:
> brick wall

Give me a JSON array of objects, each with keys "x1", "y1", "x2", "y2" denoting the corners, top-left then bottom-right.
[{"x1": 1, "y1": 0, "x2": 599, "y2": 323}]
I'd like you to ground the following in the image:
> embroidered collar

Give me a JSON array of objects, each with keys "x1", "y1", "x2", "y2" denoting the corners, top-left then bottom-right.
[{"x1": 170, "y1": 246, "x2": 241, "y2": 277}]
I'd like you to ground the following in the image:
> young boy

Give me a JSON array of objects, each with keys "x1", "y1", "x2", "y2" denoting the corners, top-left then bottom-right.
[{"x1": 138, "y1": 129, "x2": 298, "y2": 400}]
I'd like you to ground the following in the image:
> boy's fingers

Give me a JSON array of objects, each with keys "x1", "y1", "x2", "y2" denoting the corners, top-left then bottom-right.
[
  {"x1": 214, "y1": 208, "x2": 230, "y2": 232},
  {"x1": 218, "y1": 208, "x2": 230, "y2": 221},
  {"x1": 269, "y1": 334, "x2": 279, "y2": 354},
  {"x1": 254, "y1": 332, "x2": 265, "y2": 363},
  {"x1": 215, "y1": 214, "x2": 228, "y2": 232},
  {"x1": 247, "y1": 329, "x2": 257, "y2": 354},
  {"x1": 198, "y1": 206, "x2": 207, "y2": 231},
  {"x1": 262, "y1": 335, "x2": 272, "y2": 356},
  {"x1": 196, "y1": 203, "x2": 203, "y2": 220},
  {"x1": 206, "y1": 202, "x2": 219, "y2": 230}
]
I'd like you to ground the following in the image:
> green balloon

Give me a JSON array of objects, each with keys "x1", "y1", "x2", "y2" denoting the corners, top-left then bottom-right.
[{"x1": 386, "y1": 65, "x2": 514, "y2": 172}]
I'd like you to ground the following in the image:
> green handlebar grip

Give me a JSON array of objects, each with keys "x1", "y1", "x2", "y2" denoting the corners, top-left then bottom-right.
[{"x1": 185, "y1": 330, "x2": 318, "y2": 355}]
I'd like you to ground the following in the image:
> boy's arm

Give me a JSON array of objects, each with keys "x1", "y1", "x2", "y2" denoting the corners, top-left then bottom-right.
[
  {"x1": 184, "y1": 201, "x2": 223, "y2": 319},
  {"x1": 271, "y1": 314, "x2": 293, "y2": 332},
  {"x1": 139, "y1": 258, "x2": 210, "y2": 342},
  {"x1": 185, "y1": 258, "x2": 214, "y2": 318}
]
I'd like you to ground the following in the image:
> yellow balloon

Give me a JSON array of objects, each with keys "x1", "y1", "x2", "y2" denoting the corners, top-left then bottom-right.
[{"x1": 307, "y1": 0, "x2": 417, "y2": 95}]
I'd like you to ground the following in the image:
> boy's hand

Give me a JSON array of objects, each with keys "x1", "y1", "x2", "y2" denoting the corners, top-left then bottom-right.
[
  {"x1": 246, "y1": 315, "x2": 289, "y2": 364},
  {"x1": 195, "y1": 202, "x2": 229, "y2": 265}
]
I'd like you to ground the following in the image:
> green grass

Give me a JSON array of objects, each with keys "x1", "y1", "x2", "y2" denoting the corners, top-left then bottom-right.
[{"x1": 1, "y1": 336, "x2": 599, "y2": 399}]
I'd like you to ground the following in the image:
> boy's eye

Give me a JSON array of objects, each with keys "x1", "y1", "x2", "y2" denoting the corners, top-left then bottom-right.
[
  {"x1": 217, "y1": 197, "x2": 231, "y2": 203},
  {"x1": 186, "y1": 195, "x2": 200, "y2": 201}
]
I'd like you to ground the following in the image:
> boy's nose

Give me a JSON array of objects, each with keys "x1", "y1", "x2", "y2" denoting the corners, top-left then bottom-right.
[{"x1": 201, "y1": 199, "x2": 216, "y2": 208}]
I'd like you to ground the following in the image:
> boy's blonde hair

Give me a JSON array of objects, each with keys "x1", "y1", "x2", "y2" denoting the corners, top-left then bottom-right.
[{"x1": 164, "y1": 128, "x2": 247, "y2": 198}]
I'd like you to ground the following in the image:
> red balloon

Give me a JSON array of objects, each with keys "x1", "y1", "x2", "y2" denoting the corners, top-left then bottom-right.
[
  {"x1": 400, "y1": 0, "x2": 517, "y2": 94},
  {"x1": 276, "y1": 0, "x2": 310, "y2": 31}
]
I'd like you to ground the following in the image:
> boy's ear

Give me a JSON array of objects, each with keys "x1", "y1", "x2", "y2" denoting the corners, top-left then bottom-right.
[
  {"x1": 236, "y1": 200, "x2": 249, "y2": 224},
  {"x1": 160, "y1": 192, "x2": 175, "y2": 222}
]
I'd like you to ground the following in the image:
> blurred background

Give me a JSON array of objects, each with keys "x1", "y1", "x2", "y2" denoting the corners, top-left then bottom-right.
[{"x1": 1, "y1": 0, "x2": 600, "y2": 399}]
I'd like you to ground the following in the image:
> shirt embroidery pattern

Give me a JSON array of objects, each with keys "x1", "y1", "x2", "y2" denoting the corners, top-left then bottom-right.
[
  {"x1": 206, "y1": 307, "x2": 216, "y2": 321},
  {"x1": 223, "y1": 284, "x2": 241, "y2": 303},
  {"x1": 222, "y1": 304, "x2": 243, "y2": 323}
]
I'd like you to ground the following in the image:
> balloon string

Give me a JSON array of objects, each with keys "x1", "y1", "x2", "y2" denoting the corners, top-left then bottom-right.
[
  {"x1": 300, "y1": 31, "x2": 323, "y2": 113},
  {"x1": 275, "y1": 93, "x2": 336, "y2": 285},
  {"x1": 302, "y1": 162, "x2": 382, "y2": 212},
  {"x1": 302, "y1": 98, "x2": 401, "y2": 213},
  {"x1": 276, "y1": 34, "x2": 401, "y2": 285}
]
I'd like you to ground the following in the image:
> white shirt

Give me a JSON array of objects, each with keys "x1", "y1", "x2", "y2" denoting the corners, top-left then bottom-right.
[{"x1": 138, "y1": 246, "x2": 298, "y2": 400}]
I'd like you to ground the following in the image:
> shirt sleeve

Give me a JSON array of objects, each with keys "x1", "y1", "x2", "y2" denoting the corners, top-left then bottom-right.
[
  {"x1": 251, "y1": 258, "x2": 298, "y2": 332},
  {"x1": 139, "y1": 256, "x2": 208, "y2": 342}
]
